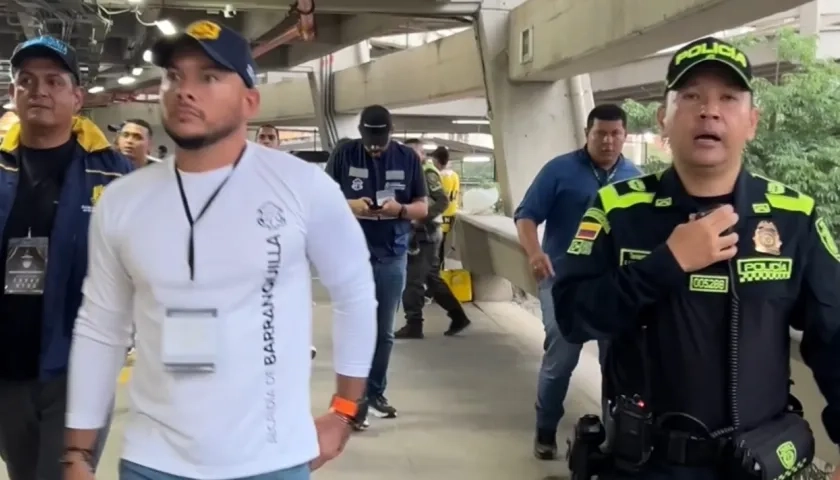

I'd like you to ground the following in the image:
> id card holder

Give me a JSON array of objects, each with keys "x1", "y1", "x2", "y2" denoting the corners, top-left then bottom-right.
[
  {"x1": 5, "y1": 236, "x2": 49, "y2": 295},
  {"x1": 375, "y1": 189, "x2": 395, "y2": 207},
  {"x1": 161, "y1": 308, "x2": 218, "y2": 372}
]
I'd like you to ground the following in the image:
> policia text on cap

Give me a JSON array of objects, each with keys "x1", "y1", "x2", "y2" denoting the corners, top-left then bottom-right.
[{"x1": 554, "y1": 37, "x2": 840, "y2": 480}]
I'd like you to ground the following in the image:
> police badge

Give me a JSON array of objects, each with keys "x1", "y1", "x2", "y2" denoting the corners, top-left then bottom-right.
[{"x1": 753, "y1": 220, "x2": 782, "y2": 255}]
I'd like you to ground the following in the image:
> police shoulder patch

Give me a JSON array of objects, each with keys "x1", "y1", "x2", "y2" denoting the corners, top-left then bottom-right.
[
  {"x1": 611, "y1": 173, "x2": 660, "y2": 196},
  {"x1": 814, "y1": 217, "x2": 840, "y2": 262},
  {"x1": 752, "y1": 173, "x2": 814, "y2": 216}
]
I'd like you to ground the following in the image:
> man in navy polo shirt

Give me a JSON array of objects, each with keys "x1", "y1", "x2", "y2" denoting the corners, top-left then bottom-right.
[
  {"x1": 514, "y1": 104, "x2": 641, "y2": 459},
  {"x1": 325, "y1": 105, "x2": 428, "y2": 426}
]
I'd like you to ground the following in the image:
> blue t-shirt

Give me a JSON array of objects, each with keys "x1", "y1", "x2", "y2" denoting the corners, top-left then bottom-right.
[
  {"x1": 325, "y1": 140, "x2": 427, "y2": 260},
  {"x1": 513, "y1": 149, "x2": 641, "y2": 270}
]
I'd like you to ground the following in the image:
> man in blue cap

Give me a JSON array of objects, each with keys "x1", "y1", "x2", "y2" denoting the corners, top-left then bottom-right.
[
  {"x1": 0, "y1": 35, "x2": 131, "y2": 480},
  {"x1": 64, "y1": 20, "x2": 376, "y2": 480}
]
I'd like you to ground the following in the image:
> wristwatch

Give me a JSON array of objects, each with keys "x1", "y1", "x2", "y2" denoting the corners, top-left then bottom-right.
[
  {"x1": 329, "y1": 395, "x2": 360, "y2": 423},
  {"x1": 398, "y1": 204, "x2": 407, "y2": 219}
]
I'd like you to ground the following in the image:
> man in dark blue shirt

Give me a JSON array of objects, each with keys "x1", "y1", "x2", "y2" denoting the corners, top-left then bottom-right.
[
  {"x1": 513, "y1": 104, "x2": 641, "y2": 459},
  {"x1": 325, "y1": 105, "x2": 428, "y2": 426}
]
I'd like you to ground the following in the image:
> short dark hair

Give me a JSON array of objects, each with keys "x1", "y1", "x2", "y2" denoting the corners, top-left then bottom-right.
[
  {"x1": 403, "y1": 138, "x2": 421, "y2": 146},
  {"x1": 124, "y1": 119, "x2": 153, "y2": 138},
  {"x1": 586, "y1": 104, "x2": 627, "y2": 130},
  {"x1": 430, "y1": 146, "x2": 450, "y2": 166},
  {"x1": 256, "y1": 124, "x2": 279, "y2": 137}
]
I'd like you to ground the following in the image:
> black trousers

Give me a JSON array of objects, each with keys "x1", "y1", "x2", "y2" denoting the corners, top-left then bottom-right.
[
  {"x1": 0, "y1": 376, "x2": 111, "y2": 480},
  {"x1": 437, "y1": 231, "x2": 448, "y2": 270},
  {"x1": 403, "y1": 233, "x2": 465, "y2": 325}
]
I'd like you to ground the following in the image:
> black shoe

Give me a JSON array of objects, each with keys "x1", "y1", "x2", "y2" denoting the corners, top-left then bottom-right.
[
  {"x1": 369, "y1": 396, "x2": 398, "y2": 418},
  {"x1": 352, "y1": 417, "x2": 370, "y2": 431},
  {"x1": 534, "y1": 429, "x2": 558, "y2": 460},
  {"x1": 444, "y1": 318, "x2": 471, "y2": 336},
  {"x1": 395, "y1": 324, "x2": 424, "y2": 339},
  {"x1": 352, "y1": 402, "x2": 370, "y2": 431}
]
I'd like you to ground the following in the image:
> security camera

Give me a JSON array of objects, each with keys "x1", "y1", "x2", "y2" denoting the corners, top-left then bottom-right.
[{"x1": 223, "y1": 4, "x2": 236, "y2": 17}]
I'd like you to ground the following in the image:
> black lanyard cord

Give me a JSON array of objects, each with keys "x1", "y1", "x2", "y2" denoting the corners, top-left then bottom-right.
[{"x1": 174, "y1": 151, "x2": 244, "y2": 281}]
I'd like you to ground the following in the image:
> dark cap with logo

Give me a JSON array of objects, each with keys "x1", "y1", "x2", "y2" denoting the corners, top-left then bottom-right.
[
  {"x1": 11, "y1": 36, "x2": 81, "y2": 85},
  {"x1": 666, "y1": 36, "x2": 752, "y2": 91},
  {"x1": 359, "y1": 105, "x2": 393, "y2": 148},
  {"x1": 151, "y1": 20, "x2": 257, "y2": 88}
]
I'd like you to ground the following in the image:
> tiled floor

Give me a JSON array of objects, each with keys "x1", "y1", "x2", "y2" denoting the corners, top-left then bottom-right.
[{"x1": 1, "y1": 300, "x2": 604, "y2": 480}]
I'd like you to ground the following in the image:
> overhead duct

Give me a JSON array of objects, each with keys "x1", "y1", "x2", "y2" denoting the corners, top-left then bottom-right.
[
  {"x1": 251, "y1": 0, "x2": 316, "y2": 59},
  {"x1": 88, "y1": 0, "x2": 315, "y2": 107}
]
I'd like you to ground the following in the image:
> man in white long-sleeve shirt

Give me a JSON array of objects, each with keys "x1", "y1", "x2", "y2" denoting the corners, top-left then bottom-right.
[{"x1": 62, "y1": 20, "x2": 377, "y2": 480}]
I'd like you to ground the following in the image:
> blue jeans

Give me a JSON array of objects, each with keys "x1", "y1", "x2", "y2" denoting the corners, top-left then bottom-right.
[
  {"x1": 536, "y1": 280, "x2": 607, "y2": 431},
  {"x1": 120, "y1": 460, "x2": 309, "y2": 480},
  {"x1": 366, "y1": 254, "x2": 408, "y2": 399}
]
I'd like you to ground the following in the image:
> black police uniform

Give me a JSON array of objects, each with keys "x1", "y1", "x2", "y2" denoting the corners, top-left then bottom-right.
[{"x1": 553, "y1": 169, "x2": 840, "y2": 479}]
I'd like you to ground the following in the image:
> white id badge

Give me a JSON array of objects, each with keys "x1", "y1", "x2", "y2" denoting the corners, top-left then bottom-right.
[
  {"x1": 375, "y1": 189, "x2": 395, "y2": 207},
  {"x1": 161, "y1": 307, "x2": 218, "y2": 372}
]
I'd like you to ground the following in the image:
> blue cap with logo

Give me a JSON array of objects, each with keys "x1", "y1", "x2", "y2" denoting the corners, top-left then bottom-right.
[
  {"x1": 11, "y1": 36, "x2": 81, "y2": 85},
  {"x1": 151, "y1": 20, "x2": 257, "y2": 88}
]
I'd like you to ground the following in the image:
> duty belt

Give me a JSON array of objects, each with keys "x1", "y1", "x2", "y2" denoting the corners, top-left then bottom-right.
[{"x1": 652, "y1": 429, "x2": 728, "y2": 467}]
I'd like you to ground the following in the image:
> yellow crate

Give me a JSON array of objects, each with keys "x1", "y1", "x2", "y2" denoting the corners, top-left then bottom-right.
[{"x1": 440, "y1": 269, "x2": 473, "y2": 303}]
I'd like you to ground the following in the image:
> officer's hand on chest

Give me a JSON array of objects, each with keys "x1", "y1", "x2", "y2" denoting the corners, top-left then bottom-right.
[{"x1": 666, "y1": 205, "x2": 740, "y2": 272}]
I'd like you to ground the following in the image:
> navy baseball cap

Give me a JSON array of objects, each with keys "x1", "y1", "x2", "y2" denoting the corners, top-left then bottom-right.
[
  {"x1": 11, "y1": 36, "x2": 81, "y2": 85},
  {"x1": 666, "y1": 36, "x2": 752, "y2": 91},
  {"x1": 151, "y1": 20, "x2": 257, "y2": 88}
]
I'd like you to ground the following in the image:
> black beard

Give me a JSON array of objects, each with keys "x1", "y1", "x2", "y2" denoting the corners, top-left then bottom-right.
[{"x1": 164, "y1": 121, "x2": 238, "y2": 151}]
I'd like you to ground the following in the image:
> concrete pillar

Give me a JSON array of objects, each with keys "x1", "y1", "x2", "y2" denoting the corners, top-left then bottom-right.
[
  {"x1": 308, "y1": 42, "x2": 370, "y2": 150},
  {"x1": 799, "y1": 0, "x2": 821, "y2": 36},
  {"x1": 475, "y1": 8, "x2": 593, "y2": 216}
]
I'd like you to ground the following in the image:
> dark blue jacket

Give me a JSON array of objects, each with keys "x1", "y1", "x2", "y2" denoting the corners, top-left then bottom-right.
[
  {"x1": 0, "y1": 117, "x2": 133, "y2": 380},
  {"x1": 514, "y1": 149, "x2": 641, "y2": 271},
  {"x1": 325, "y1": 140, "x2": 426, "y2": 260}
]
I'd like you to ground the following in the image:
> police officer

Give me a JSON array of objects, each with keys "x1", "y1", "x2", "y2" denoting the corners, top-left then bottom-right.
[
  {"x1": 395, "y1": 140, "x2": 470, "y2": 339},
  {"x1": 554, "y1": 37, "x2": 840, "y2": 480},
  {"x1": 326, "y1": 105, "x2": 428, "y2": 425}
]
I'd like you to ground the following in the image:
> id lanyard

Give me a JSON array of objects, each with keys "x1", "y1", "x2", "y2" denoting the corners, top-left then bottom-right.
[
  {"x1": 592, "y1": 159, "x2": 620, "y2": 187},
  {"x1": 174, "y1": 151, "x2": 244, "y2": 281}
]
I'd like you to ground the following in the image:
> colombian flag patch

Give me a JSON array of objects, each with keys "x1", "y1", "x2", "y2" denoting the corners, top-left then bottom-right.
[{"x1": 574, "y1": 221, "x2": 602, "y2": 241}]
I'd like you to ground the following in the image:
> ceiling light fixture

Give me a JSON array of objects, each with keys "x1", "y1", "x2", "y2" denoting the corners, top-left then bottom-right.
[
  {"x1": 131, "y1": 67, "x2": 143, "y2": 76},
  {"x1": 452, "y1": 119, "x2": 490, "y2": 125},
  {"x1": 2, "y1": 103, "x2": 13, "y2": 110},
  {"x1": 463, "y1": 155, "x2": 491, "y2": 163},
  {"x1": 155, "y1": 20, "x2": 177, "y2": 36},
  {"x1": 117, "y1": 76, "x2": 137, "y2": 86},
  {"x1": 88, "y1": 86, "x2": 105, "y2": 94},
  {"x1": 142, "y1": 49, "x2": 152, "y2": 63}
]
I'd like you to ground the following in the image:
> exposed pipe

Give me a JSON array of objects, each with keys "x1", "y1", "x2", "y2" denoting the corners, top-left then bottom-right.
[
  {"x1": 252, "y1": 0, "x2": 316, "y2": 59},
  {"x1": 87, "y1": 0, "x2": 316, "y2": 109}
]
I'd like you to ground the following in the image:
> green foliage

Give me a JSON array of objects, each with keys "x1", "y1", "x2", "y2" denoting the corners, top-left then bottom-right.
[
  {"x1": 623, "y1": 99, "x2": 660, "y2": 134},
  {"x1": 622, "y1": 29, "x2": 840, "y2": 234},
  {"x1": 640, "y1": 158, "x2": 669, "y2": 174}
]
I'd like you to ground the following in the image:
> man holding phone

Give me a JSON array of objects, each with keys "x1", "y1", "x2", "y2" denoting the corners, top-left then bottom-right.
[{"x1": 325, "y1": 105, "x2": 428, "y2": 428}]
